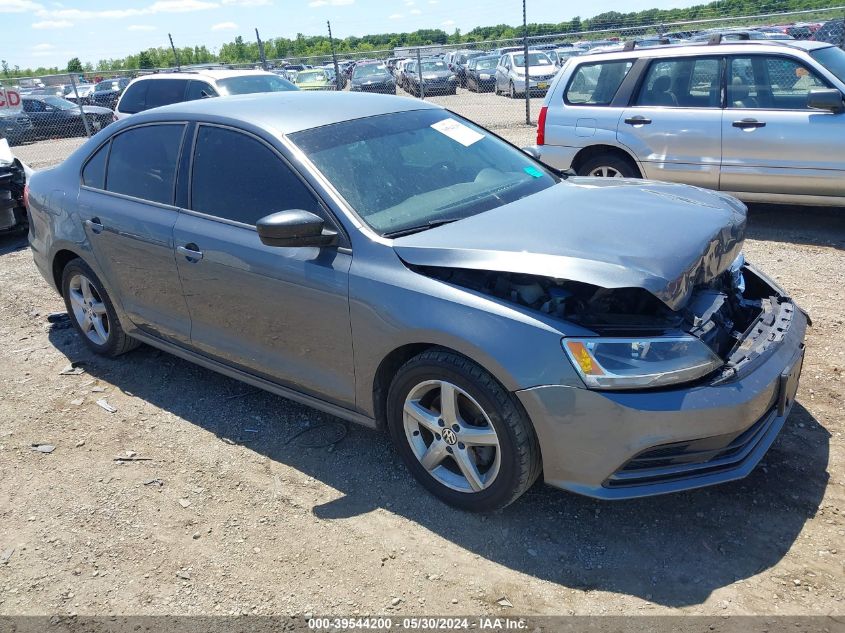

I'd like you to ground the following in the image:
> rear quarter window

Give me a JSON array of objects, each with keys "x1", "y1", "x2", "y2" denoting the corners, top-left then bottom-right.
[
  {"x1": 118, "y1": 81, "x2": 148, "y2": 114},
  {"x1": 565, "y1": 60, "x2": 634, "y2": 105}
]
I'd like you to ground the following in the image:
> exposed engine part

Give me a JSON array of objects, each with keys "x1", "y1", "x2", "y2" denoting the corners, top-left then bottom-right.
[{"x1": 413, "y1": 259, "x2": 780, "y2": 363}]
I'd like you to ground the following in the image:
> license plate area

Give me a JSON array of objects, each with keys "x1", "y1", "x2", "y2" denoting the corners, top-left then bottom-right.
[{"x1": 777, "y1": 346, "x2": 804, "y2": 416}]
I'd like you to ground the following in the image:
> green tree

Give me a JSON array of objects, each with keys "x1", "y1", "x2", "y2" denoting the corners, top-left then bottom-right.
[
  {"x1": 138, "y1": 51, "x2": 154, "y2": 69},
  {"x1": 67, "y1": 57, "x2": 83, "y2": 73}
]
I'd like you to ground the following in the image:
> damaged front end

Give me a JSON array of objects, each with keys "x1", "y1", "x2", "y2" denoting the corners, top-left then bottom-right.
[{"x1": 412, "y1": 255, "x2": 801, "y2": 390}]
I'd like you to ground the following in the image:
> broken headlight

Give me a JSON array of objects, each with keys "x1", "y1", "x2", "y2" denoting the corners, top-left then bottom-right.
[{"x1": 562, "y1": 336, "x2": 723, "y2": 390}]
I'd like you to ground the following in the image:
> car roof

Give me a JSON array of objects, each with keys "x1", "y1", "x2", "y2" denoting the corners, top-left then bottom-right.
[
  {"x1": 135, "y1": 91, "x2": 440, "y2": 135},
  {"x1": 577, "y1": 39, "x2": 834, "y2": 62},
  {"x1": 132, "y1": 69, "x2": 278, "y2": 82}
]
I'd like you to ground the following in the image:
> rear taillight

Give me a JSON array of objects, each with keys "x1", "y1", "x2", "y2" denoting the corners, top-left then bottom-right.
[
  {"x1": 23, "y1": 184, "x2": 30, "y2": 209},
  {"x1": 536, "y1": 105, "x2": 548, "y2": 146}
]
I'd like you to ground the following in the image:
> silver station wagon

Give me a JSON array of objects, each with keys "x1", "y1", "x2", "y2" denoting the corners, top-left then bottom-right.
[
  {"x1": 28, "y1": 92, "x2": 806, "y2": 511},
  {"x1": 534, "y1": 38, "x2": 845, "y2": 206}
]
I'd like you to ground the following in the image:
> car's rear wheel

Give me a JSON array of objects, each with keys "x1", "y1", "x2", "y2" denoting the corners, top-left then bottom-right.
[
  {"x1": 387, "y1": 349, "x2": 541, "y2": 512},
  {"x1": 509, "y1": 81, "x2": 517, "y2": 98},
  {"x1": 61, "y1": 258, "x2": 139, "y2": 357},
  {"x1": 577, "y1": 153, "x2": 639, "y2": 179}
]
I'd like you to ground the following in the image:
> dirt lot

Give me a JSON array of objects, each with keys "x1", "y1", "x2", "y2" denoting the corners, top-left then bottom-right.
[{"x1": 0, "y1": 204, "x2": 842, "y2": 619}]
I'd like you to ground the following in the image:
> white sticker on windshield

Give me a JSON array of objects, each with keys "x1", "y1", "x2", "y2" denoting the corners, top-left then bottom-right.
[{"x1": 430, "y1": 118, "x2": 484, "y2": 147}]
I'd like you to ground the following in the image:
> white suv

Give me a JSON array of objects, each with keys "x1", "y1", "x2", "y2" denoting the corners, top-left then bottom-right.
[
  {"x1": 114, "y1": 69, "x2": 296, "y2": 120},
  {"x1": 534, "y1": 39, "x2": 845, "y2": 206}
]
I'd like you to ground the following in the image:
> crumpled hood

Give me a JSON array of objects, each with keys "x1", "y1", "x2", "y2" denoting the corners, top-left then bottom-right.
[{"x1": 393, "y1": 178, "x2": 746, "y2": 311}]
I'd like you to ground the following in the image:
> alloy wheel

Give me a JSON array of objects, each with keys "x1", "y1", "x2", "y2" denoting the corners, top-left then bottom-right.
[
  {"x1": 589, "y1": 165, "x2": 625, "y2": 178},
  {"x1": 68, "y1": 273, "x2": 110, "y2": 345},
  {"x1": 402, "y1": 379, "x2": 501, "y2": 493}
]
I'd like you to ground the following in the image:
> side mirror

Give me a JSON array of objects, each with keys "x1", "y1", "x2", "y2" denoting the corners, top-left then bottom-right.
[
  {"x1": 256, "y1": 209, "x2": 338, "y2": 248},
  {"x1": 807, "y1": 88, "x2": 845, "y2": 113},
  {"x1": 521, "y1": 146, "x2": 541, "y2": 159},
  {"x1": 255, "y1": 209, "x2": 337, "y2": 247}
]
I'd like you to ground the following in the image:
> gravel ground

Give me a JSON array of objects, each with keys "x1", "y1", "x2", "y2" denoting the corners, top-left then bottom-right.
[{"x1": 0, "y1": 201, "x2": 842, "y2": 618}]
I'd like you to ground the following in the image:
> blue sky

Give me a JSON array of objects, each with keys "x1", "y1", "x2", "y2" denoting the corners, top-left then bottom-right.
[{"x1": 1, "y1": 0, "x2": 691, "y2": 69}]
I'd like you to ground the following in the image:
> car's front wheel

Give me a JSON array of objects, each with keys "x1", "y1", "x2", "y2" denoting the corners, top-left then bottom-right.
[
  {"x1": 387, "y1": 349, "x2": 541, "y2": 512},
  {"x1": 61, "y1": 258, "x2": 139, "y2": 357}
]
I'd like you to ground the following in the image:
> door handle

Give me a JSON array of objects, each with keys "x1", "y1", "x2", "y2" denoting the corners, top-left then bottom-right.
[
  {"x1": 624, "y1": 116, "x2": 652, "y2": 125},
  {"x1": 177, "y1": 244, "x2": 203, "y2": 262},
  {"x1": 732, "y1": 119, "x2": 766, "y2": 129},
  {"x1": 84, "y1": 217, "x2": 104, "y2": 234}
]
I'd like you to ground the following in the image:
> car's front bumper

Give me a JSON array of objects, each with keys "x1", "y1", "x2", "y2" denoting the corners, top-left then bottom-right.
[{"x1": 516, "y1": 293, "x2": 808, "y2": 500}]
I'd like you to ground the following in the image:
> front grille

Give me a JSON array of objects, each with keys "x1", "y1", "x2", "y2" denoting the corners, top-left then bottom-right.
[{"x1": 605, "y1": 406, "x2": 778, "y2": 488}]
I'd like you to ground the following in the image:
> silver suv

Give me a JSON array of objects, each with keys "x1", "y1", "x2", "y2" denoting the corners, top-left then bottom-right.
[{"x1": 534, "y1": 39, "x2": 845, "y2": 206}]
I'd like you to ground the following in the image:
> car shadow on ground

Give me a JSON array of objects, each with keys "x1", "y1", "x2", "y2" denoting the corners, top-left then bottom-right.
[
  {"x1": 0, "y1": 231, "x2": 28, "y2": 255},
  {"x1": 48, "y1": 327, "x2": 830, "y2": 609},
  {"x1": 745, "y1": 204, "x2": 845, "y2": 250}
]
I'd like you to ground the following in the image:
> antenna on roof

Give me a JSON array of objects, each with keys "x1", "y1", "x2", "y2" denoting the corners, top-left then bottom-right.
[{"x1": 169, "y1": 33, "x2": 181, "y2": 71}]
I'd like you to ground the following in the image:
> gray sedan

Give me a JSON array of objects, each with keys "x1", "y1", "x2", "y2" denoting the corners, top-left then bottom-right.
[{"x1": 28, "y1": 92, "x2": 806, "y2": 511}]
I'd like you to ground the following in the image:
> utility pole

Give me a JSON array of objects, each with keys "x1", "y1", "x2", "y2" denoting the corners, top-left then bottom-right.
[
  {"x1": 523, "y1": 0, "x2": 530, "y2": 125},
  {"x1": 255, "y1": 28, "x2": 268, "y2": 70},
  {"x1": 327, "y1": 20, "x2": 342, "y2": 90},
  {"x1": 169, "y1": 33, "x2": 181, "y2": 70}
]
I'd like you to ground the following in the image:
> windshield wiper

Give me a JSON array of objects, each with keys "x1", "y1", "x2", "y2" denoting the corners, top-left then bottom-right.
[{"x1": 383, "y1": 217, "x2": 463, "y2": 238}]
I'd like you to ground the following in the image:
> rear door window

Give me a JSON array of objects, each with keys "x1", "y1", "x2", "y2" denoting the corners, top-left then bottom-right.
[
  {"x1": 565, "y1": 60, "x2": 634, "y2": 105},
  {"x1": 189, "y1": 125, "x2": 323, "y2": 226},
  {"x1": 106, "y1": 124, "x2": 185, "y2": 205},
  {"x1": 185, "y1": 81, "x2": 218, "y2": 101},
  {"x1": 635, "y1": 57, "x2": 721, "y2": 108},
  {"x1": 144, "y1": 79, "x2": 188, "y2": 109}
]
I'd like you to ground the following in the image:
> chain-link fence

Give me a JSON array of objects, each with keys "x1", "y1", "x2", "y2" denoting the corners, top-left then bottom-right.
[{"x1": 2, "y1": 6, "x2": 843, "y2": 169}]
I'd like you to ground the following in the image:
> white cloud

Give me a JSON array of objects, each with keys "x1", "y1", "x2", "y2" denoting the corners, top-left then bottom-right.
[
  {"x1": 428, "y1": 0, "x2": 438, "y2": 3},
  {"x1": 32, "y1": 18, "x2": 72, "y2": 27},
  {"x1": 35, "y1": 0, "x2": 218, "y2": 20},
  {"x1": 388, "y1": 12, "x2": 402, "y2": 19},
  {"x1": 409, "y1": 7, "x2": 420, "y2": 14},
  {"x1": 222, "y1": 0, "x2": 270, "y2": 5},
  {"x1": 308, "y1": 0, "x2": 352, "y2": 6},
  {"x1": 403, "y1": 0, "x2": 413, "y2": 5},
  {"x1": 0, "y1": 0, "x2": 42, "y2": 12},
  {"x1": 211, "y1": 21, "x2": 238, "y2": 30},
  {"x1": 441, "y1": 19, "x2": 454, "y2": 26},
  {"x1": 32, "y1": 42, "x2": 55, "y2": 50},
  {"x1": 128, "y1": 24, "x2": 156, "y2": 30}
]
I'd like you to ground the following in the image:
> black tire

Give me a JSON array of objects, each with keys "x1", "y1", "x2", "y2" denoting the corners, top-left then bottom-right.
[
  {"x1": 576, "y1": 152, "x2": 640, "y2": 179},
  {"x1": 386, "y1": 348, "x2": 542, "y2": 512},
  {"x1": 61, "y1": 257, "x2": 139, "y2": 357},
  {"x1": 509, "y1": 81, "x2": 517, "y2": 99}
]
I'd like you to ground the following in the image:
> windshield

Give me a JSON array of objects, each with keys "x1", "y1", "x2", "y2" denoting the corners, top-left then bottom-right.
[
  {"x1": 354, "y1": 64, "x2": 390, "y2": 78},
  {"x1": 216, "y1": 74, "x2": 297, "y2": 95},
  {"x1": 296, "y1": 70, "x2": 327, "y2": 83},
  {"x1": 421, "y1": 60, "x2": 448, "y2": 72},
  {"x1": 474, "y1": 58, "x2": 498, "y2": 70},
  {"x1": 43, "y1": 96, "x2": 77, "y2": 110},
  {"x1": 290, "y1": 109, "x2": 557, "y2": 236},
  {"x1": 513, "y1": 52, "x2": 553, "y2": 67},
  {"x1": 95, "y1": 80, "x2": 119, "y2": 91},
  {"x1": 811, "y1": 46, "x2": 845, "y2": 84}
]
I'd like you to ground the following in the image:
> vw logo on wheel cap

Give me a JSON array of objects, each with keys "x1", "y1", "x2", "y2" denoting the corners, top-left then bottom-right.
[{"x1": 441, "y1": 428, "x2": 458, "y2": 445}]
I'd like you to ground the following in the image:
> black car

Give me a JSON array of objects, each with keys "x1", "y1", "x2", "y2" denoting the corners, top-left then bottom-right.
[
  {"x1": 349, "y1": 62, "x2": 396, "y2": 94},
  {"x1": 0, "y1": 110, "x2": 34, "y2": 146},
  {"x1": 812, "y1": 19, "x2": 844, "y2": 45},
  {"x1": 21, "y1": 96, "x2": 114, "y2": 140},
  {"x1": 0, "y1": 145, "x2": 27, "y2": 234},
  {"x1": 465, "y1": 55, "x2": 499, "y2": 92},
  {"x1": 89, "y1": 78, "x2": 130, "y2": 110},
  {"x1": 449, "y1": 50, "x2": 485, "y2": 87},
  {"x1": 404, "y1": 59, "x2": 458, "y2": 96}
]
